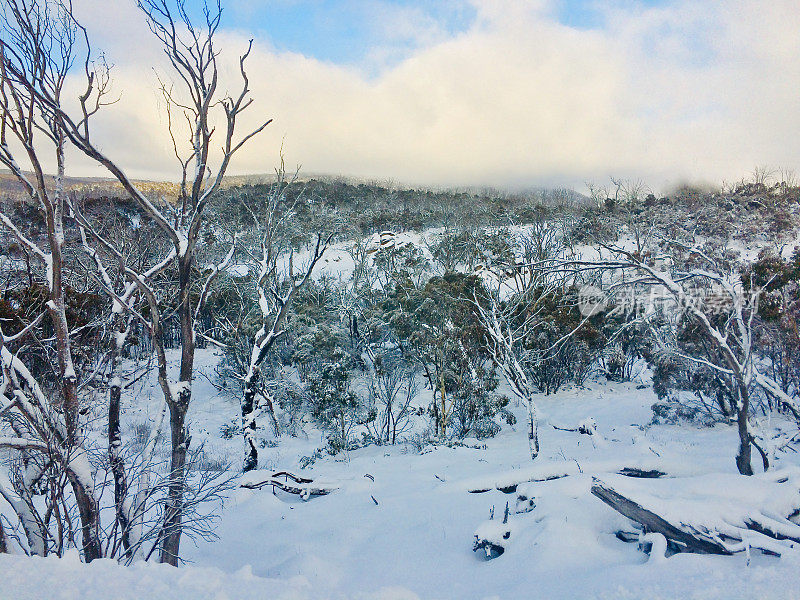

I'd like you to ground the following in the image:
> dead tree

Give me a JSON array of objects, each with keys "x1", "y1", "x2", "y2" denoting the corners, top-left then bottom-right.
[
  {"x1": 592, "y1": 479, "x2": 730, "y2": 554},
  {"x1": 240, "y1": 471, "x2": 337, "y2": 498},
  {"x1": 593, "y1": 473, "x2": 800, "y2": 557}
]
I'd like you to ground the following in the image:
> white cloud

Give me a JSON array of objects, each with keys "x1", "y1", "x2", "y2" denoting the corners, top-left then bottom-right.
[{"x1": 61, "y1": 0, "x2": 800, "y2": 192}]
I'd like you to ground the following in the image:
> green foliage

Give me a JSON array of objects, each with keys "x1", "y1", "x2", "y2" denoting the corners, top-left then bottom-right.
[
  {"x1": 742, "y1": 249, "x2": 800, "y2": 396},
  {"x1": 219, "y1": 420, "x2": 240, "y2": 440},
  {"x1": 508, "y1": 286, "x2": 605, "y2": 395},
  {"x1": 308, "y1": 347, "x2": 374, "y2": 452},
  {"x1": 390, "y1": 272, "x2": 505, "y2": 438},
  {"x1": 649, "y1": 307, "x2": 741, "y2": 421}
]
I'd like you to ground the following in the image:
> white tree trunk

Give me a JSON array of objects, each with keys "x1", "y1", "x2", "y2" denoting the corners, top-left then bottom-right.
[{"x1": 526, "y1": 396, "x2": 539, "y2": 460}]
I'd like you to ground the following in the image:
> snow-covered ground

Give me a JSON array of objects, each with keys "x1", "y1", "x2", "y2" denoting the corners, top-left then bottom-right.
[{"x1": 4, "y1": 350, "x2": 800, "y2": 599}]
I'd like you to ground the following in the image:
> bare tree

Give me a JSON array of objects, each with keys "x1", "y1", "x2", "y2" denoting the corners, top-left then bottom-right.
[
  {"x1": 73, "y1": 212, "x2": 169, "y2": 560},
  {"x1": 0, "y1": 0, "x2": 104, "y2": 561},
  {"x1": 356, "y1": 323, "x2": 417, "y2": 445},
  {"x1": 475, "y1": 220, "x2": 576, "y2": 459},
  {"x1": 478, "y1": 300, "x2": 540, "y2": 459},
  {"x1": 235, "y1": 164, "x2": 329, "y2": 470},
  {"x1": 18, "y1": 0, "x2": 273, "y2": 563}
]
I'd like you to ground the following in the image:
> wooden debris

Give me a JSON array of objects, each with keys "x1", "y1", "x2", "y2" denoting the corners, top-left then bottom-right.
[
  {"x1": 241, "y1": 471, "x2": 337, "y2": 499},
  {"x1": 468, "y1": 465, "x2": 667, "y2": 494},
  {"x1": 473, "y1": 502, "x2": 511, "y2": 559},
  {"x1": 591, "y1": 478, "x2": 731, "y2": 554},
  {"x1": 616, "y1": 467, "x2": 666, "y2": 479},
  {"x1": 592, "y1": 476, "x2": 800, "y2": 557}
]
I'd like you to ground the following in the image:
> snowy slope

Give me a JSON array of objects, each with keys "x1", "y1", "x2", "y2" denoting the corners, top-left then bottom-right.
[{"x1": 4, "y1": 360, "x2": 800, "y2": 599}]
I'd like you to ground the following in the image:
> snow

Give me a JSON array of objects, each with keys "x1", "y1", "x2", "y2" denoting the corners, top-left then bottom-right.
[
  {"x1": 226, "y1": 263, "x2": 249, "y2": 277},
  {"x1": 596, "y1": 469, "x2": 800, "y2": 550},
  {"x1": 0, "y1": 553, "x2": 316, "y2": 600},
  {"x1": 4, "y1": 352, "x2": 800, "y2": 599},
  {"x1": 578, "y1": 416, "x2": 597, "y2": 434},
  {"x1": 474, "y1": 516, "x2": 513, "y2": 555},
  {"x1": 640, "y1": 532, "x2": 668, "y2": 563},
  {"x1": 169, "y1": 380, "x2": 192, "y2": 400}
]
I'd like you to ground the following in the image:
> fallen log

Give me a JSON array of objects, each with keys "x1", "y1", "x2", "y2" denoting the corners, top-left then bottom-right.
[
  {"x1": 468, "y1": 465, "x2": 667, "y2": 494},
  {"x1": 592, "y1": 473, "x2": 800, "y2": 557},
  {"x1": 591, "y1": 478, "x2": 730, "y2": 554},
  {"x1": 271, "y1": 471, "x2": 313, "y2": 484},
  {"x1": 552, "y1": 417, "x2": 597, "y2": 436},
  {"x1": 617, "y1": 467, "x2": 666, "y2": 479},
  {"x1": 241, "y1": 471, "x2": 337, "y2": 499}
]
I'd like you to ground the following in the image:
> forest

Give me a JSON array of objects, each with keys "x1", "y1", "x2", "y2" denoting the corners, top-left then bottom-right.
[{"x1": 1, "y1": 1, "x2": 800, "y2": 599}]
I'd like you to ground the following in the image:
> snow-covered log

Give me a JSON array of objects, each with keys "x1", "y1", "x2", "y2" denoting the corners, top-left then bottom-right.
[
  {"x1": 473, "y1": 503, "x2": 512, "y2": 559},
  {"x1": 464, "y1": 460, "x2": 673, "y2": 494},
  {"x1": 592, "y1": 471, "x2": 800, "y2": 557},
  {"x1": 240, "y1": 471, "x2": 338, "y2": 499},
  {"x1": 592, "y1": 479, "x2": 731, "y2": 554}
]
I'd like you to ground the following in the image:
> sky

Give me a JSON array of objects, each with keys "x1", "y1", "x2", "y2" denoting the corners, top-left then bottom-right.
[{"x1": 59, "y1": 0, "x2": 800, "y2": 191}]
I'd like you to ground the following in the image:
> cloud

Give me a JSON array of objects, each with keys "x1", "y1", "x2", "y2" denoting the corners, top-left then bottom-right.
[{"x1": 60, "y1": 0, "x2": 800, "y2": 192}]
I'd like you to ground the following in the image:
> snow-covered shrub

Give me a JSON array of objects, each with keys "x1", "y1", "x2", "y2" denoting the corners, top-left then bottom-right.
[
  {"x1": 428, "y1": 227, "x2": 514, "y2": 274},
  {"x1": 649, "y1": 324, "x2": 739, "y2": 423},
  {"x1": 650, "y1": 397, "x2": 718, "y2": 426},
  {"x1": 744, "y1": 250, "x2": 800, "y2": 405},
  {"x1": 308, "y1": 348, "x2": 374, "y2": 454},
  {"x1": 450, "y1": 385, "x2": 511, "y2": 440},
  {"x1": 372, "y1": 241, "x2": 431, "y2": 290},
  {"x1": 299, "y1": 449, "x2": 325, "y2": 469},
  {"x1": 219, "y1": 420, "x2": 240, "y2": 440},
  {"x1": 270, "y1": 381, "x2": 307, "y2": 437},
  {"x1": 598, "y1": 311, "x2": 653, "y2": 383},
  {"x1": 405, "y1": 430, "x2": 436, "y2": 453},
  {"x1": 512, "y1": 286, "x2": 605, "y2": 395}
]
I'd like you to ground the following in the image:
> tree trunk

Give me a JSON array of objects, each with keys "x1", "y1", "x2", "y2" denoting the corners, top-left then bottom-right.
[
  {"x1": 241, "y1": 325, "x2": 285, "y2": 472},
  {"x1": 241, "y1": 363, "x2": 280, "y2": 472},
  {"x1": 109, "y1": 377, "x2": 131, "y2": 554},
  {"x1": 526, "y1": 395, "x2": 539, "y2": 460},
  {"x1": 242, "y1": 378, "x2": 259, "y2": 473},
  {"x1": 67, "y1": 467, "x2": 103, "y2": 562},
  {"x1": 735, "y1": 385, "x2": 753, "y2": 475},
  {"x1": 51, "y1": 136, "x2": 102, "y2": 562},
  {"x1": 591, "y1": 479, "x2": 731, "y2": 554},
  {"x1": 160, "y1": 395, "x2": 189, "y2": 565},
  {"x1": 159, "y1": 258, "x2": 195, "y2": 564},
  {"x1": 439, "y1": 373, "x2": 447, "y2": 438}
]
